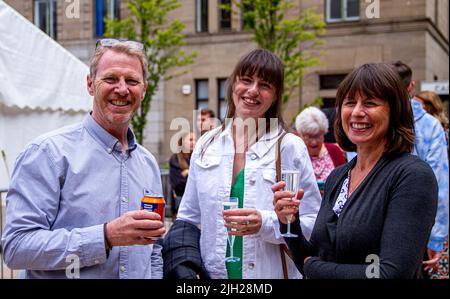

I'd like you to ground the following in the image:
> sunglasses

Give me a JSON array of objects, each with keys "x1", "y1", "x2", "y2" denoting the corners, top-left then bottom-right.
[{"x1": 95, "y1": 38, "x2": 145, "y2": 51}]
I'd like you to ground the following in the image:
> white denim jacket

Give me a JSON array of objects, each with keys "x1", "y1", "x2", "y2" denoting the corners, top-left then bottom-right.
[{"x1": 177, "y1": 122, "x2": 322, "y2": 279}]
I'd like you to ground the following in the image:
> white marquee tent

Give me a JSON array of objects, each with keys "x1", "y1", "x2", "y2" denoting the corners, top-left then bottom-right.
[{"x1": 0, "y1": 0, "x2": 92, "y2": 189}]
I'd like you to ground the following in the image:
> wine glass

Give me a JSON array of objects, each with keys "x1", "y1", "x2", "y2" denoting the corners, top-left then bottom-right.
[
  {"x1": 223, "y1": 197, "x2": 240, "y2": 263},
  {"x1": 280, "y1": 169, "x2": 300, "y2": 237}
]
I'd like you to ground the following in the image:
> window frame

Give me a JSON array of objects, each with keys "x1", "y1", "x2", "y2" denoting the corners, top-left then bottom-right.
[
  {"x1": 196, "y1": 0, "x2": 208, "y2": 33},
  {"x1": 218, "y1": 0, "x2": 231, "y2": 31},
  {"x1": 195, "y1": 79, "x2": 209, "y2": 110},
  {"x1": 319, "y1": 74, "x2": 348, "y2": 90},
  {"x1": 34, "y1": 0, "x2": 57, "y2": 40},
  {"x1": 217, "y1": 78, "x2": 228, "y2": 121},
  {"x1": 240, "y1": 1, "x2": 254, "y2": 30},
  {"x1": 94, "y1": 0, "x2": 121, "y2": 37},
  {"x1": 325, "y1": 0, "x2": 360, "y2": 23}
]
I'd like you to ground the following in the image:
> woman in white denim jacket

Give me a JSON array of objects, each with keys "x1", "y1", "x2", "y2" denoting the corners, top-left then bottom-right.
[{"x1": 175, "y1": 49, "x2": 322, "y2": 279}]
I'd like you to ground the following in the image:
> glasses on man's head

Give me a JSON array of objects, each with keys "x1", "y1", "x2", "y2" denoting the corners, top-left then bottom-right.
[{"x1": 95, "y1": 38, "x2": 145, "y2": 51}]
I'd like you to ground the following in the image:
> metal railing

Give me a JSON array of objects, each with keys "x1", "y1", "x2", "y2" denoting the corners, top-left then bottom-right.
[
  {"x1": 0, "y1": 172, "x2": 173, "y2": 279},
  {"x1": 160, "y1": 169, "x2": 174, "y2": 219}
]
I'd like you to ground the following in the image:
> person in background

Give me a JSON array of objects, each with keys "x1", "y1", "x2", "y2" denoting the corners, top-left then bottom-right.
[
  {"x1": 169, "y1": 131, "x2": 196, "y2": 219},
  {"x1": 1, "y1": 39, "x2": 165, "y2": 278},
  {"x1": 392, "y1": 61, "x2": 449, "y2": 279},
  {"x1": 163, "y1": 48, "x2": 321, "y2": 279},
  {"x1": 321, "y1": 107, "x2": 337, "y2": 143},
  {"x1": 273, "y1": 63, "x2": 437, "y2": 278},
  {"x1": 197, "y1": 108, "x2": 217, "y2": 136},
  {"x1": 414, "y1": 90, "x2": 449, "y2": 147},
  {"x1": 295, "y1": 107, "x2": 346, "y2": 192}
]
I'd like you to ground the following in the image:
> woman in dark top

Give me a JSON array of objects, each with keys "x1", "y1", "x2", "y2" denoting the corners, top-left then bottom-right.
[
  {"x1": 272, "y1": 63, "x2": 438, "y2": 279},
  {"x1": 169, "y1": 131, "x2": 196, "y2": 217}
]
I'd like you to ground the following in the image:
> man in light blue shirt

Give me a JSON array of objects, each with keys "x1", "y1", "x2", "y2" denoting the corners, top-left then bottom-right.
[
  {"x1": 1, "y1": 39, "x2": 166, "y2": 278},
  {"x1": 392, "y1": 61, "x2": 449, "y2": 274}
]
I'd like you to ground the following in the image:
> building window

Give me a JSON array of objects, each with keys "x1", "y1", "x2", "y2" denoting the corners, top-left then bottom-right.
[
  {"x1": 241, "y1": 1, "x2": 255, "y2": 30},
  {"x1": 326, "y1": 0, "x2": 360, "y2": 23},
  {"x1": 319, "y1": 74, "x2": 347, "y2": 90},
  {"x1": 218, "y1": 79, "x2": 228, "y2": 120},
  {"x1": 319, "y1": 74, "x2": 347, "y2": 109},
  {"x1": 219, "y1": 0, "x2": 231, "y2": 31},
  {"x1": 322, "y1": 98, "x2": 337, "y2": 109},
  {"x1": 196, "y1": 0, "x2": 208, "y2": 33},
  {"x1": 196, "y1": 80, "x2": 209, "y2": 110},
  {"x1": 95, "y1": 0, "x2": 121, "y2": 37},
  {"x1": 34, "y1": 0, "x2": 57, "y2": 40}
]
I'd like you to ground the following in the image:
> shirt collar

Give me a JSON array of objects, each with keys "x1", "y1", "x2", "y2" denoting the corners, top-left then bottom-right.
[{"x1": 83, "y1": 113, "x2": 137, "y2": 154}]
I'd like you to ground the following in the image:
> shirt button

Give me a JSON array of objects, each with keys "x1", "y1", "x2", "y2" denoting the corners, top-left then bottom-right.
[
  {"x1": 250, "y1": 154, "x2": 257, "y2": 160},
  {"x1": 121, "y1": 196, "x2": 127, "y2": 203},
  {"x1": 106, "y1": 148, "x2": 112, "y2": 154},
  {"x1": 249, "y1": 179, "x2": 256, "y2": 185},
  {"x1": 120, "y1": 266, "x2": 126, "y2": 272},
  {"x1": 248, "y1": 262, "x2": 255, "y2": 269}
]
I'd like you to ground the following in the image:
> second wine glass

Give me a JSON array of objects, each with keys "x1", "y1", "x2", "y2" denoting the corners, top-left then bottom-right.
[
  {"x1": 223, "y1": 197, "x2": 240, "y2": 263},
  {"x1": 280, "y1": 170, "x2": 300, "y2": 237}
]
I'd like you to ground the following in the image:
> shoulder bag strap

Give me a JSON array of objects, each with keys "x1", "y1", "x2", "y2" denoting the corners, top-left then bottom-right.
[{"x1": 276, "y1": 132, "x2": 290, "y2": 279}]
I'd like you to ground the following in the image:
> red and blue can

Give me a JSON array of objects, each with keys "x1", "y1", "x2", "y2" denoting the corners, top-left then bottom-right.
[{"x1": 141, "y1": 196, "x2": 165, "y2": 223}]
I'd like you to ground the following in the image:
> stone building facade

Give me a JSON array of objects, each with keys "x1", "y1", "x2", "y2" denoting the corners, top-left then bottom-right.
[{"x1": 4, "y1": 0, "x2": 449, "y2": 162}]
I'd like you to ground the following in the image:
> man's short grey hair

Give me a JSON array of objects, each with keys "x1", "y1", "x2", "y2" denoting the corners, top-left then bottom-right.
[
  {"x1": 295, "y1": 106, "x2": 329, "y2": 136},
  {"x1": 89, "y1": 44, "x2": 148, "y2": 83}
]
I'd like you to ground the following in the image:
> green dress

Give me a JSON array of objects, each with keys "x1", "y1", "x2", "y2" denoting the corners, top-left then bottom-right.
[{"x1": 226, "y1": 168, "x2": 244, "y2": 279}]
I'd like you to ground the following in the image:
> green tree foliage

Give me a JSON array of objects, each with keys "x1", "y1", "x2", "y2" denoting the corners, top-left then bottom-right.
[
  {"x1": 225, "y1": 0, "x2": 325, "y2": 104},
  {"x1": 105, "y1": 0, "x2": 196, "y2": 144}
]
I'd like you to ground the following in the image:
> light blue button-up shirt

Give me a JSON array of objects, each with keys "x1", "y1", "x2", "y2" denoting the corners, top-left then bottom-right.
[
  {"x1": 411, "y1": 99, "x2": 449, "y2": 252},
  {"x1": 1, "y1": 114, "x2": 163, "y2": 278}
]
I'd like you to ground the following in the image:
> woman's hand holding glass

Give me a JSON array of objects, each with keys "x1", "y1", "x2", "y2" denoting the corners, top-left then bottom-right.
[
  {"x1": 222, "y1": 198, "x2": 262, "y2": 263},
  {"x1": 272, "y1": 181, "x2": 304, "y2": 231},
  {"x1": 275, "y1": 170, "x2": 301, "y2": 237},
  {"x1": 223, "y1": 208, "x2": 262, "y2": 236}
]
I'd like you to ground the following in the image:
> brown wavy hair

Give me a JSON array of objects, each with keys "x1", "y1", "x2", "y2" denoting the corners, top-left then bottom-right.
[{"x1": 334, "y1": 63, "x2": 415, "y2": 156}]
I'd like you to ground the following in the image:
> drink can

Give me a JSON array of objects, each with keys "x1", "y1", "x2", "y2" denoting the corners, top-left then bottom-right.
[{"x1": 141, "y1": 196, "x2": 165, "y2": 223}]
